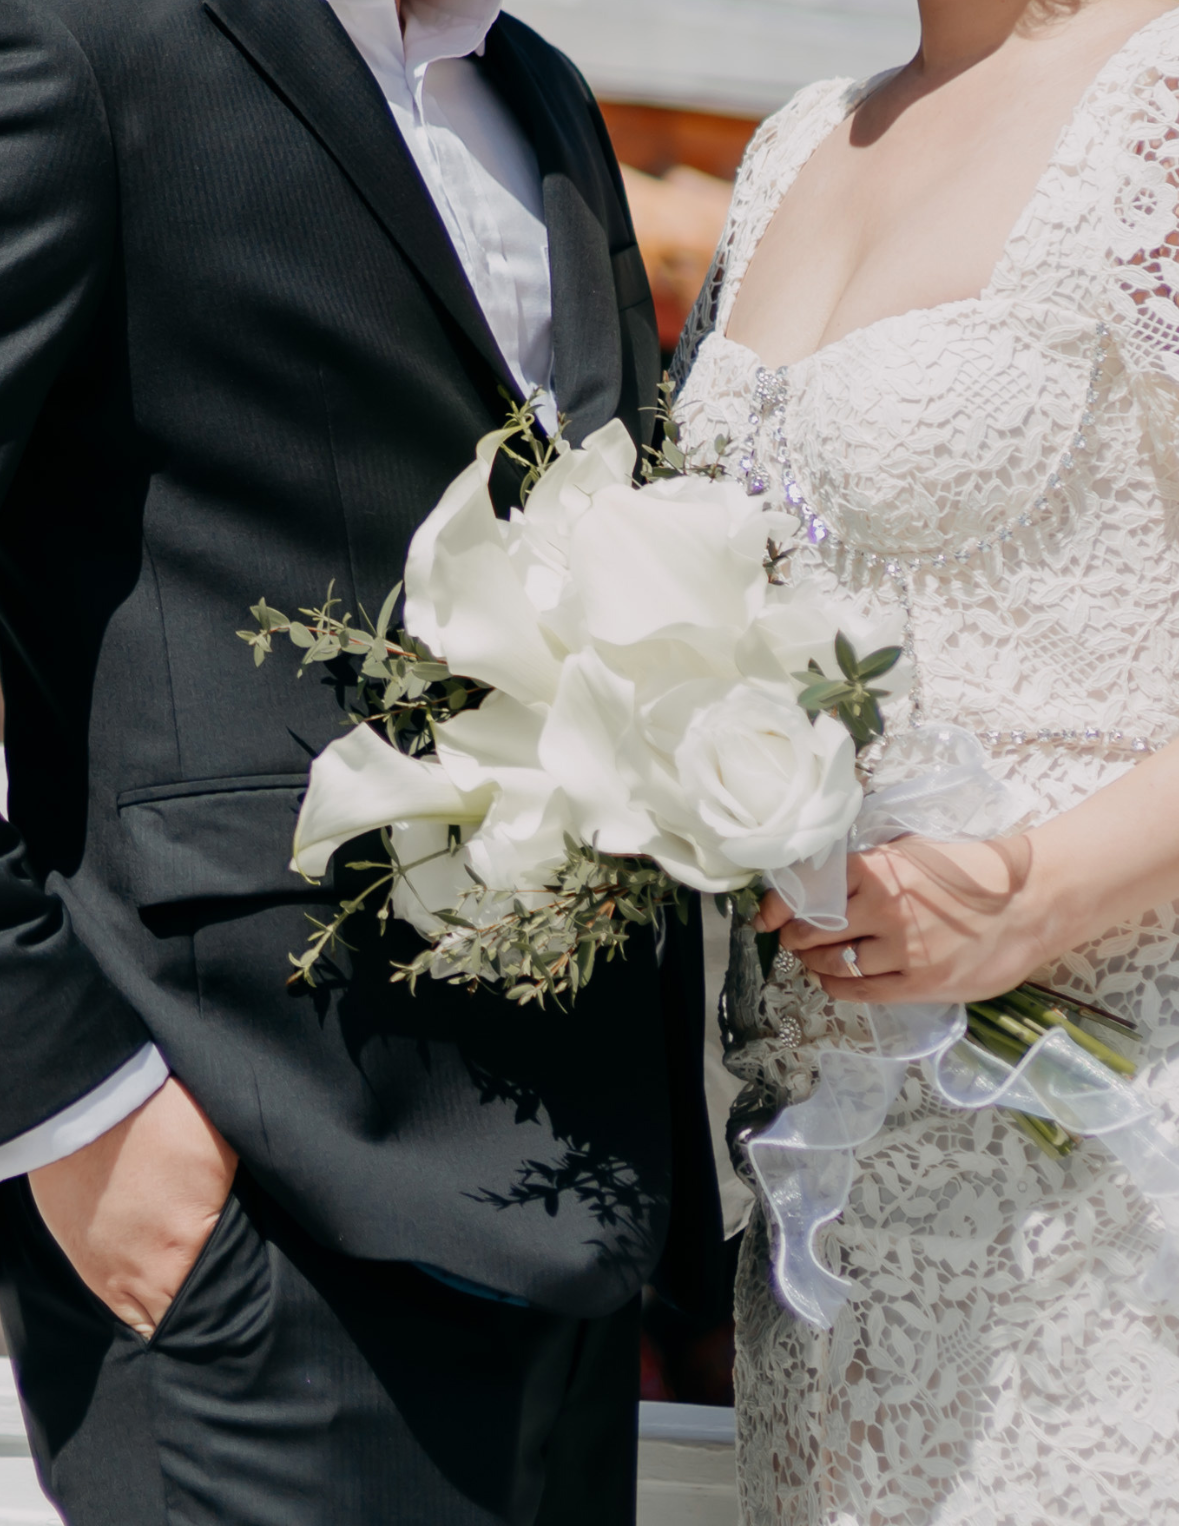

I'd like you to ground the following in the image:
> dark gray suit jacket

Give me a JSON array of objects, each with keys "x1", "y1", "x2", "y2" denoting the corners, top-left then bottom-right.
[{"x1": 0, "y1": 0, "x2": 722, "y2": 1316}]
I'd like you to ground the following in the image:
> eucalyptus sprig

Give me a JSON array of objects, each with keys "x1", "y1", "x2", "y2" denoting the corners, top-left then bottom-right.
[
  {"x1": 494, "y1": 387, "x2": 570, "y2": 503},
  {"x1": 794, "y1": 631, "x2": 904, "y2": 752},
  {"x1": 292, "y1": 833, "x2": 690, "y2": 1008},
  {"x1": 642, "y1": 374, "x2": 731, "y2": 482},
  {"x1": 390, "y1": 840, "x2": 690, "y2": 1008},
  {"x1": 237, "y1": 581, "x2": 488, "y2": 752}
]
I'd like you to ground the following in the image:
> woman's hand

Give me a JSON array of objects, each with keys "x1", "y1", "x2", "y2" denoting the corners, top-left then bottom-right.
[{"x1": 755, "y1": 835, "x2": 1054, "y2": 1006}]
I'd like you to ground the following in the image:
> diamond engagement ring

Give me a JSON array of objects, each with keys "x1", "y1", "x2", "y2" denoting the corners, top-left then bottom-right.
[{"x1": 841, "y1": 944, "x2": 865, "y2": 979}]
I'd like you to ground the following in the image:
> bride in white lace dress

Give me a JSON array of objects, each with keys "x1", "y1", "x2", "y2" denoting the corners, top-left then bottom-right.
[{"x1": 673, "y1": 1, "x2": 1179, "y2": 1521}]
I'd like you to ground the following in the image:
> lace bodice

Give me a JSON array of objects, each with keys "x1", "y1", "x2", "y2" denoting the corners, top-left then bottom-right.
[{"x1": 674, "y1": 15, "x2": 1179, "y2": 1526}]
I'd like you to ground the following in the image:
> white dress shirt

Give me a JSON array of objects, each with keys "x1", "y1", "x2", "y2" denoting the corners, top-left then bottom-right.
[
  {"x1": 329, "y1": 0, "x2": 557, "y2": 430},
  {"x1": 0, "y1": 0, "x2": 558, "y2": 1180}
]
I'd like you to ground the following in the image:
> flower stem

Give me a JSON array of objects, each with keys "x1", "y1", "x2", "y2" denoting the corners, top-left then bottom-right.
[{"x1": 1000, "y1": 988, "x2": 1137, "y2": 1077}]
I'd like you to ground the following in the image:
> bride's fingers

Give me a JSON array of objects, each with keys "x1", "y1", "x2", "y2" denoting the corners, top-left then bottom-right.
[
  {"x1": 799, "y1": 938, "x2": 897, "y2": 981},
  {"x1": 815, "y1": 971, "x2": 909, "y2": 1003},
  {"x1": 780, "y1": 904, "x2": 883, "y2": 953},
  {"x1": 778, "y1": 919, "x2": 838, "y2": 951},
  {"x1": 752, "y1": 889, "x2": 793, "y2": 934}
]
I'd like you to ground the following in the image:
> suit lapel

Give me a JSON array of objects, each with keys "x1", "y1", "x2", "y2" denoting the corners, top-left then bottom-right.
[
  {"x1": 202, "y1": 0, "x2": 516, "y2": 393},
  {"x1": 480, "y1": 19, "x2": 625, "y2": 443}
]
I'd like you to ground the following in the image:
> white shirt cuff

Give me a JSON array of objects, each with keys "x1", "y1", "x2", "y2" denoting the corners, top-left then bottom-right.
[{"x1": 0, "y1": 1044, "x2": 170, "y2": 1180}]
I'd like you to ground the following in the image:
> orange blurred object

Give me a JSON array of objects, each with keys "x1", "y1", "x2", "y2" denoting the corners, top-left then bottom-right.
[
  {"x1": 620, "y1": 164, "x2": 732, "y2": 353},
  {"x1": 599, "y1": 101, "x2": 759, "y2": 183},
  {"x1": 601, "y1": 100, "x2": 759, "y2": 352}
]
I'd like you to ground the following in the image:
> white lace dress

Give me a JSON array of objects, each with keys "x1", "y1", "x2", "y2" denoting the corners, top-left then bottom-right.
[{"x1": 673, "y1": 13, "x2": 1179, "y2": 1525}]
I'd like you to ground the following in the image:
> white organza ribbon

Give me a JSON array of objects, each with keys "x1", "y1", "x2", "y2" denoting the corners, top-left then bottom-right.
[{"x1": 749, "y1": 725, "x2": 1179, "y2": 1328}]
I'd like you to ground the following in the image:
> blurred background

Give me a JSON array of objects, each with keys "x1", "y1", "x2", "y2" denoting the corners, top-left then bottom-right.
[{"x1": 512, "y1": 0, "x2": 918, "y2": 354}]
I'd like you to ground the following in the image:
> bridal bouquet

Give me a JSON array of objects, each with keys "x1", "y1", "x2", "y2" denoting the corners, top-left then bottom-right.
[
  {"x1": 242, "y1": 397, "x2": 1179, "y2": 1330},
  {"x1": 241, "y1": 398, "x2": 906, "y2": 1005}
]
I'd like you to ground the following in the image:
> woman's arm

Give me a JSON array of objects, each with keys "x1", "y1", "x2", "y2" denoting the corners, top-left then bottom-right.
[{"x1": 756, "y1": 734, "x2": 1179, "y2": 1005}]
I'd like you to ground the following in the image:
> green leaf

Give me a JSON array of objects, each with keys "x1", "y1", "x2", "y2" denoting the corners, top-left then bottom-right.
[
  {"x1": 376, "y1": 583, "x2": 402, "y2": 642},
  {"x1": 854, "y1": 645, "x2": 904, "y2": 681},
  {"x1": 797, "y1": 679, "x2": 853, "y2": 712},
  {"x1": 306, "y1": 633, "x2": 341, "y2": 662},
  {"x1": 361, "y1": 650, "x2": 392, "y2": 680},
  {"x1": 287, "y1": 621, "x2": 315, "y2": 649},
  {"x1": 834, "y1": 630, "x2": 858, "y2": 681},
  {"x1": 435, "y1": 911, "x2": 478, "y2": 930},
  {"x1": 251, "y1": 598, "x2": 289, "y2": 630}
]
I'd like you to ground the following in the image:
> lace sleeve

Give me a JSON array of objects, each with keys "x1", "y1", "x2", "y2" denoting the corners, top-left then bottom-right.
[
  {"x1": 1107, "y1": 69, "x2": 1179, "y2": 376},
  {"x1": 1105, "y1": 65, "x2": 1179, "y2": 494}
]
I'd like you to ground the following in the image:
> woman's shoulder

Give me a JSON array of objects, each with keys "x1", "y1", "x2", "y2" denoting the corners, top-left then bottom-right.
[
  {"x1": 737, "y1": 74, "x2": 864, "y2": 183},
  {"x1": 1093, "y1": 7, "x2": 1179, "y2": 113}
]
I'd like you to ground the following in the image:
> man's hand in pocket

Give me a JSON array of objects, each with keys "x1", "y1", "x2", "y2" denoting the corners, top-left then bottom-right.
[{"x1": 29, "y1": 1078, "x2": 239, "y2": 1338}]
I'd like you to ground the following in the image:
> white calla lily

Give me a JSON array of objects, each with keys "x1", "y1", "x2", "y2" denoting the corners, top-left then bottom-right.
[
  {"x1": 403, "y1": 430, "x2": 563, "y2": 704},
  {"x1": 292, "y1": 722, "x2": 492, "y2": 880}
]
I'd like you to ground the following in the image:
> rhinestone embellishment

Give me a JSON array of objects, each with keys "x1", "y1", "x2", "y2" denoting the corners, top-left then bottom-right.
[
  {"x1": 737, "y1": 324, "x2": 1110, "y2": 577},
  {"x1": 976, "y1": 726, "x2": 1159, "y2": 756}
]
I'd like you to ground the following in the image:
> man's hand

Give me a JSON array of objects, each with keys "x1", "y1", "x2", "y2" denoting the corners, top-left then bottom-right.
[{"x1": 29, "y1": 1078, "x2": 238, "y2": 1339}]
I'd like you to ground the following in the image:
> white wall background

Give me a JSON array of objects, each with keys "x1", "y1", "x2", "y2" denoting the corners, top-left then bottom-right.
[{"x1": 507, "y1": 0, "x2": 919, "y2": 117}]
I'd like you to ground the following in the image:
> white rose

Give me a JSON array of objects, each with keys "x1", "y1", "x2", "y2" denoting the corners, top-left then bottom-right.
[
  {"x1": 388, "y1": 820, "x2": 474, "y2": 939},
  {"x1": 623, "y1": 678, "x2": 862, "y2": 890}
]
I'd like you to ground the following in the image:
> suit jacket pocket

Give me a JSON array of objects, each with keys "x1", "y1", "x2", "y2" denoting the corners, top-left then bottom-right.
[{"x1": 117, "y1": 773, "x2": 311, "y2": 909}]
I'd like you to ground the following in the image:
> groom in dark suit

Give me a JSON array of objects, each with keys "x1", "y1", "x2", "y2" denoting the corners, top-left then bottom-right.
[{"x1": 0, "y1": 0, "x2": 721, "y2": 1519}]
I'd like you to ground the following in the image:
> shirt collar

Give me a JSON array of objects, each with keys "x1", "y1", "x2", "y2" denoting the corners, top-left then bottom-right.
[
  {"x1": 327, "y1": 0, "x2": 499, "y2": 83},
  {"x1": 399, "y1": 0, "x2": 501, "y2": 74}
]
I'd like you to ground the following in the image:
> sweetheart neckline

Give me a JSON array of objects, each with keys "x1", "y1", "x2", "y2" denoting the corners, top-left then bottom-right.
[{"x1": 718, "y1": 5, "x2": 1179, "y2": 375}]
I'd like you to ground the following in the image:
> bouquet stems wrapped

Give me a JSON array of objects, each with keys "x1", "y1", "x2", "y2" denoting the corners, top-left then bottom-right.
[{"x1": 964, "y1": 983, "x2": 1138, "y2": 1157}]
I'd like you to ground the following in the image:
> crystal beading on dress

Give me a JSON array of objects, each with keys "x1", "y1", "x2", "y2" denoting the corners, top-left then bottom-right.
[
  {"x1": 673, "y1": 13, "x2": 1179, "y2": 1525},
  {"x1": 734, "y1": 325, "x2": 1167, "y2": 756},
  {"x1": 736, "y1": 329, "x2": 1111, "y2": 576}
]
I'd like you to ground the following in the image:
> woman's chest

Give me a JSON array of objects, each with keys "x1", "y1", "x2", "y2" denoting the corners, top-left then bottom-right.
[{"x1": 678, "y1": 302, "x2": 1107, "y2": 558}]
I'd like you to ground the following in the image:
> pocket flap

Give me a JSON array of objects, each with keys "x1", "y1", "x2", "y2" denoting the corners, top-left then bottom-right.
[{"x1": 117, "y1": 774, "x2": 312, "y2": 908}]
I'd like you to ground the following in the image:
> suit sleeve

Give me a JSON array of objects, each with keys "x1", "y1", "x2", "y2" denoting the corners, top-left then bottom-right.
[{"x1": 0, "y1": 1, "x2": 158, "y2": 1147}]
